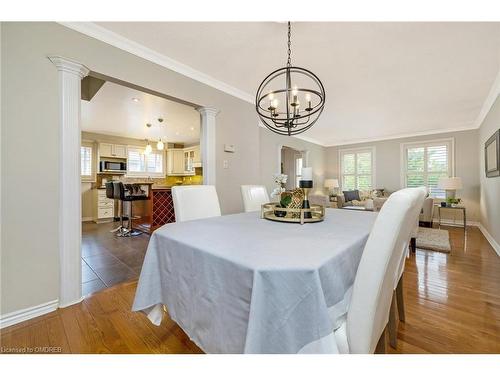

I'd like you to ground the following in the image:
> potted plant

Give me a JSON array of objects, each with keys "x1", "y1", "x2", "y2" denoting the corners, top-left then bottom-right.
[
  {"x1": 446, "y1": 197, "x2": 462, "y2": 207},
  {"x1": 271, "y1": 174, "x2": 289, "y2": 217},
  {"x1": 275, "y1": 194, "x2": 291, "y2": 217}
]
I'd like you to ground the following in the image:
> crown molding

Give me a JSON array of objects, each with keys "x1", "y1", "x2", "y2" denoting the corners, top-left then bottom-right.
[
  {"x1": 58, "y1": 22, "x2": 499, "y2": 149},
  {"x1": 473, "y1": 66, "x2": 500, "y2": 129},
  {"x1": 58, "y1": 22, "x2": 254, "y2": 104},
  {"x1": 324, "y1": 124, "x2": 478, "y2": 148},
  {"x1": 48, "y1": 55, "x2": 90, "y2": 77}
]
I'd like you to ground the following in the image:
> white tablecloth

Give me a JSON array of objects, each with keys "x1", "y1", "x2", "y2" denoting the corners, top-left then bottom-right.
[{"x1": 132, "y1": 209, "x2": 377, "y2": 353}]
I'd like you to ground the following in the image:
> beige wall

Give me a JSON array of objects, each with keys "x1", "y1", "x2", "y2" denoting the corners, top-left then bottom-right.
[
  {"x1": 259, "y1": 127, "x2": 326, "y2": 196},
  {"x1": 325, "y1": 129, "x2": 481, "y2": 223},
  {"x1": 1, "y1": 22, "x2": 262, "y2": 315},
  {"x1": 479, "y1": 95, "x2": 500, "y2": 248}
]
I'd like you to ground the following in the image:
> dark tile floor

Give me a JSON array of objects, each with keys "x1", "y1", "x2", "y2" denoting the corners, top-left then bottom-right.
[{"x1": 81, "y1": 221, "x2": 150, "y2": 297}]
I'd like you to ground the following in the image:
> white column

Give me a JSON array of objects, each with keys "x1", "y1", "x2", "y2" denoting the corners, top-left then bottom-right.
[
  {"x1": 48, "y1": 56, "x2": 89, "y2": 308},
  {"x1": 197, "y1": 107, "x2": 218, "y2": 186}
]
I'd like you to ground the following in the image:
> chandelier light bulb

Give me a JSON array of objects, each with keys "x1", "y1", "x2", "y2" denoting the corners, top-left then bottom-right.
[{"x1": 145, "y1": 143, "x2": 152, "y2": 155}]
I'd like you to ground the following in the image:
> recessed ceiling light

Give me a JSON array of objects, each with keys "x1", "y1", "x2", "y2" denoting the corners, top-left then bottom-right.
[
  {"x1": 190, "y1": 127, "x2": 194, "y2": 131},
  {"x1": 132, "y1": 98, "x2": 140, "y2": 102}
]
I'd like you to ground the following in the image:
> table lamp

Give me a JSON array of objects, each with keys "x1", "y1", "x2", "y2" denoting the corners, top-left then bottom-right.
[
  {"x1": 324, "y1": 178, "x2": 339, "y2": 196},
  {"x1": 299, "y1": 167, "x2": 313, "y2": 219},
  {"x1": 438, "y1": 177, "x2": 462, "y2": 200}
]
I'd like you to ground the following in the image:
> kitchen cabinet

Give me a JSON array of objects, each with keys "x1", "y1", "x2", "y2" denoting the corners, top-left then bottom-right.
[
  {"x1": 93, "y1": 189, "x2": 114, "y2": 223},
  {"x1": 167, "y1": 149, "x2": 185, "y2": 175},
  {"x1": 99, "y1": 142, "x2": 127, "y2": 158},
  {"x1": 167, "y1": 145, "x2": 200, "y2": 176},
  {"x1": 193, "y1": 146, "x2": 201, "y2": 167},
  {"x1": 184, "y1": 149, "x2": 195, "y2": 174}
]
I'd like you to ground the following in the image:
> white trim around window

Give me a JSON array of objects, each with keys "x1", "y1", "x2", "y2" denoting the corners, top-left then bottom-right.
[
  {"x1": 400, "y1": 137, "x2": 455, "y2": 199},
  {"x1": 81, "y1": 140, "x2": 96, "y2": 183},
  {"x1": 338, "y1": 146, "x2": 376, "y2": 191},
  {"x1": 126, "y1": 146, "x2": 166, "y2": 178}
]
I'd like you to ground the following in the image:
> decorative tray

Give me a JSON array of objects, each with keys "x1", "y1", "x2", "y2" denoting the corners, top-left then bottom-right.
[{"x1": 260, "y1": 203, "x2": 325, "y2": 225}]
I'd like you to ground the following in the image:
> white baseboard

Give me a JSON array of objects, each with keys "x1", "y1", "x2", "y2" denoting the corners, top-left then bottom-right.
[
  {"x1": 432, "y1": 218, "x2": 479, "y2": 227},
  {"x1": 0, "y1": 300, "x2": 59, "y2": 329},
  {"x1": 478, "y1": 223, "x2": 500, "y2": 257}
]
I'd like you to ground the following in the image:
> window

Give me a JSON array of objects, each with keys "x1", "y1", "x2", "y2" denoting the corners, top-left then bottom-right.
[
  {"x1": 295, "y1": 156, "x2": 303, "y2": 188},
  {"x1": 339, "y1": 148, "x2": 375, "y2": 191},
  {"x1": 81, "y1": 142, "x2": 95, "y2": 182},
  {"x1": 402, "y1": 139, "x2": 453, "y2": 198},
  {"x1": 127, "y1": 147, "x2": 164, "y2": 177}
]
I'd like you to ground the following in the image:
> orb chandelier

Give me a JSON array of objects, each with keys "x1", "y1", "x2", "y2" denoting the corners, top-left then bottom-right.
[{"x1": 256, "y1": 22, "x2": 325, "y2": 136}]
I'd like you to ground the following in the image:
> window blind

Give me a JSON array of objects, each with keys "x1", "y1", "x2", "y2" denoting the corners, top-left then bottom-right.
[
  {"x1": 403, "y1": 140, "x2": 452, "y2": 198},
  {"x1": 340, "y1": 148, "x2": 374, "y2": 191},
  {"x1": 81, "y1": 146, "x2": 92, "y2": 177},
  {"x1": 127, "y1": 147, "x2": 164, "y2": 177}
]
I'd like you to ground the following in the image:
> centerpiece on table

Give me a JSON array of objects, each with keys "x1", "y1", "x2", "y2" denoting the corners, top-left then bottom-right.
[{"x1": 262, "y1": 170, "x2": 324, "y2": 224}]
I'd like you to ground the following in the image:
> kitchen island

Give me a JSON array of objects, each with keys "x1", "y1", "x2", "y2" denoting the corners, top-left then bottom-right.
[{"x1": 133, "y1": 186, "x2": 176, "y2": 234}]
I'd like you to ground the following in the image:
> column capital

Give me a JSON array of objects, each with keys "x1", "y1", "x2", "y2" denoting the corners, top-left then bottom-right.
[
  {"x1": 197, "y1": 107, "x2": 219, "y2": 117},
  {"x1": 48, "y1": 55, "x2": 90, "y2": 78}
]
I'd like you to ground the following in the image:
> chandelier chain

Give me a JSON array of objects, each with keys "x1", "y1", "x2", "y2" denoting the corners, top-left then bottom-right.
[{"x1": 287, "y1": 21, "x2": 292, "y2": 67}]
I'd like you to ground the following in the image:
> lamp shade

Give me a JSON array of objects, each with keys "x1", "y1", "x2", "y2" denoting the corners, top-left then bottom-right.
[
  {"x1": 438, "y1": 177, "x2": 462, "y2": 190},
  {"x1": 301, "y1": 167, "x2": 313, "y2": 181},
  {"x1": 324, "y1": 179, "x2": 339, "y2": 189}
]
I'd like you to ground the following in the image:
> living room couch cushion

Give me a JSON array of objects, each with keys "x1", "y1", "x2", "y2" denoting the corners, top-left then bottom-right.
[{"x1": 343, "y1": 190, "x2": 360, "y2": 202}]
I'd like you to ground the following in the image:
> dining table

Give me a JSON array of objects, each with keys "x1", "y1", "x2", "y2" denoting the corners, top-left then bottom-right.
[{"x1": 132, "y1": 208, "x2": 377, "y2": 354}]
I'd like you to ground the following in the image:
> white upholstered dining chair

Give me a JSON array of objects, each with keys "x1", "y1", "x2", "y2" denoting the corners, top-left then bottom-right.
[
  {"x1": 333, "y1": 189, "x2": 417, "y2": 353},
  {"x1": 387, "y1": 187, "x2": 427, "y2": 348},
  {"x1": 241, "y1": 185, "x2": 270, "y2": 212},
  {"x1": 172, "y1": 185, "x2": 221, "y2": 222}
]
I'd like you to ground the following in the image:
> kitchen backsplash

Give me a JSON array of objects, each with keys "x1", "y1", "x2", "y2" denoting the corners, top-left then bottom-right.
[{"x1": 96, "y1": 174, "x2": 203, "y2": 187}]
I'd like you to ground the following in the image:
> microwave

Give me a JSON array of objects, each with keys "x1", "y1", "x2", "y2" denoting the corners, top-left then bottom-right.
[{"x1": 100, "y1": 160, "x2": 127, "y2": 173}]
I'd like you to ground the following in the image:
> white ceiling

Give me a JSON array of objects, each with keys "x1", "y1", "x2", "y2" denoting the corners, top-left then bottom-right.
[
  {"x1": 81, "y1": 81, "x2": 200, "y2": 144},
  {"x1": 87, "y1": 22, "x2": 500, "y2": 146}
]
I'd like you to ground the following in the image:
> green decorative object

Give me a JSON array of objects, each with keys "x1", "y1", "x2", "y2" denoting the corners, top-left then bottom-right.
[{"x1": 280, "y1": 195, "x2": 292, "y2": 208}]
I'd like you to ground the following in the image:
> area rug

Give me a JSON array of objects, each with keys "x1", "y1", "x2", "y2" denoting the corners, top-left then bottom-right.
[{"x1": 416, "y1": 227, "x2": 451, "y2": 253}]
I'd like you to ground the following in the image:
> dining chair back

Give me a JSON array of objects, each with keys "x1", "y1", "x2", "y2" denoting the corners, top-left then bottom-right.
[
  {"x1": 241, "y1": 185, "x2": 270, "y2": 212},
  {"x1": 394, "y1": 187, "x2": 427, "y2": 283},
  {"x1": 346, "y1": 189, "x2": 417, "y2": 353},
  {"x1": 172, "y1": 185, "x2": 221, "y2": 222}
]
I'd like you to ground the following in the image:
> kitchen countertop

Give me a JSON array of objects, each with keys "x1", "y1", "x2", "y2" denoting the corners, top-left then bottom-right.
[
  {"x1": 95, "y1": 183, "x2": 198, "y2": 190},
  {"x1": 152, "y1": 185, "x2": 173, "y2": 190}
]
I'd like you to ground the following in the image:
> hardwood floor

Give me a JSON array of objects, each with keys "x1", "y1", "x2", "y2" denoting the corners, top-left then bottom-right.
[{"x1": 1, "y1": 226, "x2": 499, "y2": 354}]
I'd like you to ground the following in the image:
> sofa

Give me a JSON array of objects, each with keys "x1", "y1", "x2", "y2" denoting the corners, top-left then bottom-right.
[
  {"x1": 337, "y1": 189, "x2": 390, "y2": 211},
  {"x1": 309, "y1": 194, "x2": 330, "y2": 207}
]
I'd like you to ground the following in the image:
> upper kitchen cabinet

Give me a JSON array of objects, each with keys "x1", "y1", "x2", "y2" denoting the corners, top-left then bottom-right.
[
  {"x1": 193, "y1": 145, "x2": 202, "y2": 167},
  {"x1": 167, "y1": 145, "x2": 200, "y2": 175},
  {"x1": 167, "y1": 149, "x2": 186, "y2": 175},
  {"x1": 99, "y1": 142, "x2": 127, "y2": 158},
  {"x1": 184, "y1": 148, "x2": 195, "y2": 174}
]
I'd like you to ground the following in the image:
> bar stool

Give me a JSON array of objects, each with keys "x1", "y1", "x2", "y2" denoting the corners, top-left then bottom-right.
[
  {"x1": 116, "y1": 182, "x2": 149, "y2": 237},
  {"x1": 105, "y1": 182, "x2": 127, "y2": 235}
]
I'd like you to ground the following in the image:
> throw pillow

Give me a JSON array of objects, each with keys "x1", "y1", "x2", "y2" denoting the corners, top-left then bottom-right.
[{"x1": 343, "y1": 190, "x2": 360, "y2": 202}]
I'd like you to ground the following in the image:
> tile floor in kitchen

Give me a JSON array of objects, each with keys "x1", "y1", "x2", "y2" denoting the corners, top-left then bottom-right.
[{"x1": 81, "y1": 221, "x2": 150, "y2": 296}]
